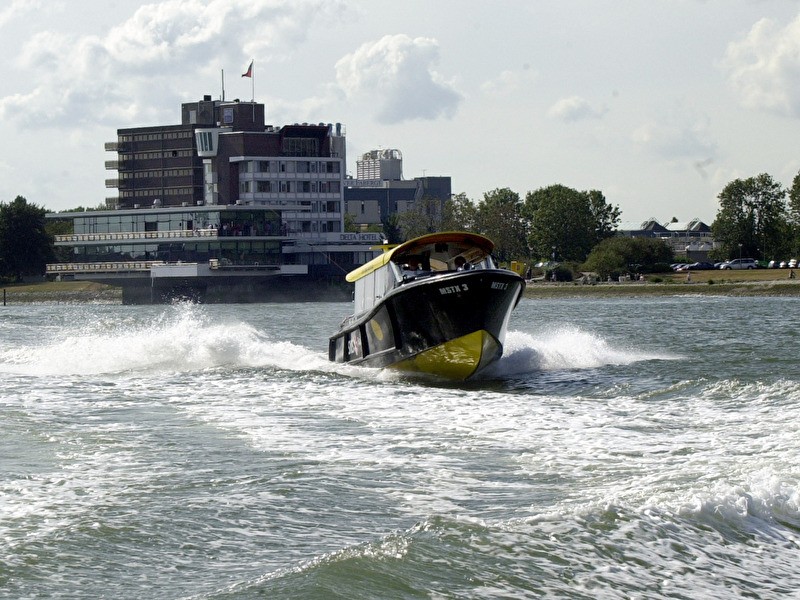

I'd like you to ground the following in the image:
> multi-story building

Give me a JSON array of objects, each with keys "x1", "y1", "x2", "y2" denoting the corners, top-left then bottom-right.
[
  {"x1": 48, "y1": 95, "x2": 381, "y2": 303},
  {"x1": 344, "y1": 148, "x2": 451, "y2": 233}
]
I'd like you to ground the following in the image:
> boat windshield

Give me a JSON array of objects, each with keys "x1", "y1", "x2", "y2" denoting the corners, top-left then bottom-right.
[{"x1": 391, "y1": 242, "x2": 495, "y2": 282}]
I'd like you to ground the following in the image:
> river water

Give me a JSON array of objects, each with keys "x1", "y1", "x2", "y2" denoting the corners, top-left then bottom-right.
[{"x1": 1, "y1": 296, "x2": 799, "y2": 599}]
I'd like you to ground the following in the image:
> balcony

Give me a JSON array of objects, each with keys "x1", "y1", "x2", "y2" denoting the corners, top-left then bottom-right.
[
  {"x1": 105, "y1": 160, "x2": 119, "y2": 170},
  {"x1": 46, "y1": 261, "x2": 162, "y2": 274},
  {"x1": 54, "y1": 228, "x2": 220, "y2": 245},
  {"x1": 105, "y1": 178, "x2": 120, "y2": 188},
  {"x1": 105, "y1": 141, "x2": 121, "y2": 152}
]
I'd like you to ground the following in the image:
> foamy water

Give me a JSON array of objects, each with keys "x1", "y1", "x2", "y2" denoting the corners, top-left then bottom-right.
[{"x1": 1, "y1": 297, "x2": 799, "y2": 598}]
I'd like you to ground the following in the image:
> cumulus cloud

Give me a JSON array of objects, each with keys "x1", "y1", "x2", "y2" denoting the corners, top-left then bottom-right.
[
  {"x1": 0, "y1": 0, "x2": 43, "y2": 29},
  {"x1": 335, "y1": 34, "x2": 462, "y2": 124},
  {"x1": 547, "y1": 95, "x2": 607, "y2": 122},
  {"x1": 723, "y1": 14, "x2": 800, "y2": 117},
  {"x1": 0, "y1": 0, "x2": 342, "y2": 128},
  {"x1": 631, "y1": 118, "x2": 716, "y2": 160}
]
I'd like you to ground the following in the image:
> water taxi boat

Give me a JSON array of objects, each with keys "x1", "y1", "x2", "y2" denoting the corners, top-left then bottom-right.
[{"x1": 328, "y1": 232, "x2": 525, "y2": 379}]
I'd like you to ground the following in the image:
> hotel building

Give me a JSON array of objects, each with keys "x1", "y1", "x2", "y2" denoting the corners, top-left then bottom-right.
[{"x1": 47, "y1": 95, "x2": 381, "y2": 303}]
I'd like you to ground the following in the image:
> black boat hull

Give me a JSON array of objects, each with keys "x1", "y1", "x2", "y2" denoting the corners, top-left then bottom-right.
[{"x1": 329, "y1": 269, "x2": 525, "y2": 379}]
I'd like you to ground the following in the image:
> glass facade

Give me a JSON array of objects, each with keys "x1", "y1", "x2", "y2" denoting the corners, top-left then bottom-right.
[{"x1": 69, "y1": 209, "x2": 283, "y2": 265}]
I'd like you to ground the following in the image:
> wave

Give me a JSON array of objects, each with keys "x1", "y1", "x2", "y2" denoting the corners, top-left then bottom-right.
[
  {"x1": 1, "y1": 306, "x2": 674, "y2": 384},
  {"x1": 485, "y1": 327, "x2": 678, "y2": 378},
  {"x1": 0, "y1": 304, "x2": 332, "y2": 377}
]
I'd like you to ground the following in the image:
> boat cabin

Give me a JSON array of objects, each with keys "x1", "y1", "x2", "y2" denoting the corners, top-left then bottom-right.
[{"x1": 345, "y1": 232, "x2": 496, "y2": 316}]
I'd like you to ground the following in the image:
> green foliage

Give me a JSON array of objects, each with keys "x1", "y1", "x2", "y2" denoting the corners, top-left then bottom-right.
[
  {"x1": 343, "y1": 212, "x2": 358, "y2": 233},
  {"x1": 397, "y1": 195, "x2": 444, "y2": 240},
  {"x1": 582, "y1": 235, "x2": 674, "y2": 278},
  {"x1": 381, "y1": 213, "x2": 402, "y2": 244},
  {"x1": 547, "y1": 265, "x2": 573, "y2": 282},
  {"x1": 474, "y1": 188, "x2": 529, "y2": 262},
  {"x1": 711, "y1": 173, "x2": 790, "y2": 260},
  {"x1": 523, "y1": 184, "x2": 620, "y2": 263},
  {"x1": 441, "y1": 193, "x2": 477, "y2": 232},
  {"x1": 0, "y1": 196, "x2": 53, "y2": 281}
]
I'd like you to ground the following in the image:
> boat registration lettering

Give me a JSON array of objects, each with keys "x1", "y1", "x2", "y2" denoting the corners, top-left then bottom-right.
[
  {"x1": 439, "y1": 283, "x2": 469, "y2": 295},
  {"x1": 491, "y1": 281, "x2": 509, "y2": 290}
]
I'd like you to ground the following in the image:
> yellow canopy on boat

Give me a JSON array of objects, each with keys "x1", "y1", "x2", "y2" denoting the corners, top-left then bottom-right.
[{"x1": 345, "y1": 232, "x2": 495, "y2": 283}]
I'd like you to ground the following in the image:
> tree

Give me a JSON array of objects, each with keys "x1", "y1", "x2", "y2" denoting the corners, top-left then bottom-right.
[
  {"x1": 440, "y1": 193, "x2": 477, "y2": 232},
  {"x1": 587, "y1": 190, "x2": 621, "y2": 241},
  {"x1": 787, "y1": 170, "x2": 800, "y2": 254},
  {"x1": 583, "y1": 236, "x2": 674, "y2": 278},
  {"x1": 397, "y1": 195, "x2": 443, "y2": 240},
  {"x1": 523, "y1": 184, "x2": 620, "y2": 262},
  {"x1": 474, "y1": 188, "x2": 529, "y2": 262},
  {"x1": 381, "y1": 213, "x2": 402, "y2": 244},
  {"x1": 343, "y1": 211, "x2": 358, "y2": 233},
  {"x1": 0, "y1": 196, "x2": 53, "y2": 281},
  {"x1": 711, "y1": 173, "x2": 790, "y2": 260}
]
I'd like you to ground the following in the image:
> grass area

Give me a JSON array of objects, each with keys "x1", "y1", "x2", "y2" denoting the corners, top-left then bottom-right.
[
  {"x1": 660, "y1": 268, "x2": 798, "y2": 284},
  {"x1": 1, "y1": 280, "x2": 122, "y2": 304},
  {"x1": 524, "y1": 268, "x2": 800, "y2": 298}
]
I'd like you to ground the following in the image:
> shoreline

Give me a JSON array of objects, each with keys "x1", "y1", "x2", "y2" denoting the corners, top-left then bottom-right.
[
  {"x1": 3, "y1": 276, "x2": 800, "y2": 304},
  {"x1": 523, "y1": 278, "x2": 800, "y2": 298},
  {"x1": 2, "y1": 281, "x2": 123, "y2": 305}
]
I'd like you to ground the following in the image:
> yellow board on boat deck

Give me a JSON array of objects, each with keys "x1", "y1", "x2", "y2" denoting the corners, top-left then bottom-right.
[{"x1": 391, "y1": 330, "x2": 498, "y2": 380}]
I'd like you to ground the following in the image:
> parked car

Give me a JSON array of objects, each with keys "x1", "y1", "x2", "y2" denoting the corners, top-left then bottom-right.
[
  {"x1": 682, "y1": 261, "x2": 715, "y2": 270},
  {"x1": 789, "y1": 258, "x2": 798, "y2": 269},
  {"x1": 719, "y1": 258, "x2": 758, "y2": 270}
]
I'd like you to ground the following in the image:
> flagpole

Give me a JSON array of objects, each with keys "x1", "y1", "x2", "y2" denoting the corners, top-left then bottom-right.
[{"x1": 221, "y1": 68, "x2": 225, "y2": 101}]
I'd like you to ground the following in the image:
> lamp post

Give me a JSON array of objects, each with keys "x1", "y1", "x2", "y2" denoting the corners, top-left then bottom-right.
[{"x1": 738, "y1": 243, "x2": 743, "y2": 261}]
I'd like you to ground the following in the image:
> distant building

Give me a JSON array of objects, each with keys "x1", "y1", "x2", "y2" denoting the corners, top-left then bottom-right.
[
  {"x1": 48, "y1": 95, "x2": 382, "y2": 303},
  {"x1": 344, "y1": 148, "x2": 451, "y2": 232},
  {"x1": 617, "y1": 217, "x2": 717, "y2": 259}
]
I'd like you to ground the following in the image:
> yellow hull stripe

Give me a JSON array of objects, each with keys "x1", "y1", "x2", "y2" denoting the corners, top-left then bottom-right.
[{"x1": 391, "y1": 330, "x2": 498, "y2": 380}]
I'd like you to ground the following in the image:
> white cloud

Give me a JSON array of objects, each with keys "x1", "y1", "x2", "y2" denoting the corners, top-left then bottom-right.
[
  {"x1": 0, "y1": 0, "x2": 343, "y2": 128},
  {"x1": 335, "y1": 34, "x2": 462, "y2": 124},
  {"x1": 481, "y1": 69, "x2": 534, "y2": 96},
  {"x1": 724, "y1": 14, "x2": 800, "y2": 117},
  {"x1": 0, "y1": 0, "x2": 43, "y2": 29},
  {"x1": 631, "y1": 119, "x2": 715, "y2": 160},
  {"x1": 547, "y1": 95, "x2": 607, "y2": 122}
]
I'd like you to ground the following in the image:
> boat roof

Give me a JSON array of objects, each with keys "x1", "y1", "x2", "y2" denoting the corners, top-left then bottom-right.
[{"x1": 345, "y1": 231, "x2": 494, "y2": 282}]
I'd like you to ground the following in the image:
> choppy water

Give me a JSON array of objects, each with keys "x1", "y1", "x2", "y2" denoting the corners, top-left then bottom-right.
[{"x1": 1, "y1": 297, "x2": 799, "y2": 599}]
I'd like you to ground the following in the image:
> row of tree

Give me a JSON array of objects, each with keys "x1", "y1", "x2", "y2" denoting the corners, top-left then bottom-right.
[
  {"x1": 393, "y1": 171, "x2": 800, "y2": 276},
  {"x1": 396, "y1": 184, "x2": 622, "y2": 265}
]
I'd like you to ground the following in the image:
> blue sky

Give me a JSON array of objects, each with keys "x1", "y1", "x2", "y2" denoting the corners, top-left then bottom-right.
[{"x1": 1, "y1": 0, "x2": 800, "y2": 224}]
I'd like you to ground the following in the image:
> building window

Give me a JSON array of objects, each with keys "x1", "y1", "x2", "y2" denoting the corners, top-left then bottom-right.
[{"x1": 199, "y1": 132, "x2": 214, "y2": 152}]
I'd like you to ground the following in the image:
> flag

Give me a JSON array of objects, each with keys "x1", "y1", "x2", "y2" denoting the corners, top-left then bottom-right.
[{"x1": 241, "y1": 60, "x2": 253, "y2": 78}]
